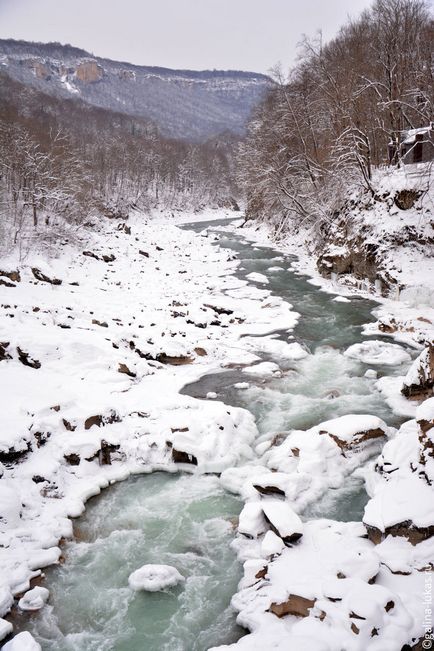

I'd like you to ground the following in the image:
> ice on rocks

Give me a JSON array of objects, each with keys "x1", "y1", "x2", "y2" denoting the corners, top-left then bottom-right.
[
  {"x1": 0, "y1": 618, "x2": 13, "y2": 642},
  {"x1": 261, "y1": 501, "x2": 303, "y2": 543},
  {"x1": 2, "y1": 632, "x2": 41, "y2": 651},
  {"x1": 246, "y1": 272, "x2": 269, "y2": 284},
  {"x1": 344, "y1": 340, "x2": 411, "y2": 365},
  {"x1": 128, "y1": 564, "x2": 185, "y2": 592},
  {"x1": 18, "y1": 587, "x2": 49, "y2": 611},
  {"x1": 242, "y1": 361, "x2": 282, "y2": 378},
  {"x1": 364, "y1": 475, "x2": 434, "y2": 531}
]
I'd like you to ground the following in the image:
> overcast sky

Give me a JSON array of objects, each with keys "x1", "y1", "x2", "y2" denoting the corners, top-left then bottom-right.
[{"x1": 0, "y1": 0, "x2": 374, "y2": 73}]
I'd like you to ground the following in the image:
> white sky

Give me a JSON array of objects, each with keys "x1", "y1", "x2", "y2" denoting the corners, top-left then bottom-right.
[{"x1": 0, "y1": 0, "x2": 374, "y2": 73}]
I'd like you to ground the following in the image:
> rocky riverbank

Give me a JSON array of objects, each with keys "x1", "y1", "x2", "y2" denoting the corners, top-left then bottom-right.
[{"x1": 0, "y1": 209, "x2": 433, "y2": 650}]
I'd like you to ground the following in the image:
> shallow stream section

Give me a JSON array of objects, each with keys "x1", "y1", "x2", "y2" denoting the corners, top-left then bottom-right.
[{"x1": 11, "y1": 217, "x2": 416, "y2": 651}]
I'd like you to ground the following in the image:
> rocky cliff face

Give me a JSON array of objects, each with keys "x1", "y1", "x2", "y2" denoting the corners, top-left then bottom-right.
[
  {"x1": 75, "y1": 60, "x2": 104, "y2": 83},
  {"x1": 0, "y1": 39, "x2": 271, "y2": 141},
  {"x1": 315, "y1": 166, "x2": 434, "y2": 297}
]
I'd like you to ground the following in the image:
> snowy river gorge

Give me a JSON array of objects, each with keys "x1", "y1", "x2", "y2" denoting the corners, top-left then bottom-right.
[{"x1": 2, "y1": 216, "x2": 430, "y2": 651}]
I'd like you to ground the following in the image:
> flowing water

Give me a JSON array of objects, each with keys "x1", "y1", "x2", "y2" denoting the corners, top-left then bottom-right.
[{"x1": 10, "y1": 217, "x2": 416, "y2": 650}]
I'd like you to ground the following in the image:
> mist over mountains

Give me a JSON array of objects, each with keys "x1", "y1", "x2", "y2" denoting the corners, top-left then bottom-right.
[{"x1": 0, "y1": 39, "x2": 271, "y2": 141}]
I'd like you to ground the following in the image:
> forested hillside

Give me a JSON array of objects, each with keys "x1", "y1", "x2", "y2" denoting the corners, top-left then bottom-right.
[
  {"x1": 238, "y1": 0, "x2": 433, "y2": 231},
  {"x1": 0, "y1": 39, "x2": 270, "y2": 141},
  {"x1": 0, "y1": 71, "x2": 239, "y2": 253}
]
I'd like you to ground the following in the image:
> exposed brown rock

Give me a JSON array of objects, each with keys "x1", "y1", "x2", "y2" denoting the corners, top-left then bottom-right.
[
  {"x1": 34, "y1": 431, "x2": 51, "y2": 447},
  {"x1": 366, "y1": 522, "x2": 434, "y2": 546},
  {"x1": 31, "y1": 268, "x2": 62, "y2": 285},
  {"x1": 194, "y1": 347, "x2": 207, "y2": 357},
  {"x1": 0, "y1": 444, "x2": 31, "y2": 463},
  {"x1": 99, "y1": 439, "x2": 120, "y2": 464},
  {"x1": 269, "y1": 594, "x2": 316, "y2": 618},
  {"x1": 118, "y1": 362, "x2": 136, "y2": 378},
  {"x1": 172, "y1": 448, "x2": 198, "y2": 465},
  {"x1": 84, "y1": 411, "x2": 121, "y2": 430},
  {"x1": 76, "y1": 60, "x2": 103, "y2": 83},
  {"x1": 64, "y1": 453, "x2": 80, "y2": 466},
  {"x1": 17, "y1": 347, "x2": 41, "y2": 369},
  {"x1": 320, "y1": 427, "x2": 385, "y2": 451},
  {"x1": 255, "y1": 565, "x2": 268, "y2": 580},
  {"x1": 117, "y1": 223, "x2": 131, "y2": 235},
  {"x1": 156, "y1": 353, "x2": 194, "y2": 365},
  {"x1": 394, "y1": 189, "x2": 422, "y2": 210},
  {"x1": 0, "y1": 342, "x2": 11, "y2": 361},
  {"x1": 204, "y1": 303, "x2": 234, "y2": 316},
  {"x1": 62, "y1": 419, "x2": 76, "y2": 432},
  {"x1": 0, "y1": 269, "x2": 20, "y2": 282},
  {"x1": 84, "y1": 415, "x2": 104, "y2": 430},
  {"x1": 83, "y1": 250, "x2": 100, "y2": 260},
  {"x1": 253, "y1": 483, "x2": 286, "y2": 497},
  {"x1": 92, "y1": 319, "x2": 109, "y2": 328}
]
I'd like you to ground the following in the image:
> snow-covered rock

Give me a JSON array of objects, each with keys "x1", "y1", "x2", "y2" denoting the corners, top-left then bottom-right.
[
  {"x1": 242, "y1": 361, "x2": 282, "y2": 378},
  {"x1": 128, "y1": 564, "x2": 185, "y2": 592},
  {"x1": 246, "y1": 272, "x2": 269, "y2": 284},
  {"x1": 344, "y1": 339, "x2": 411, "y2": 365},
  {"x1": 312, "y1": 414, "x2": 390, "y2": 450},
  {"x1": 261, "y1": 501, "x2": 303, "y2": 544},
  {"x1": 18, "y1": 586, "x2": 49, "y2": 611},
  {"x1": 0, "y1": 618, "x2": 13, "y2": 642},
  {"x1": 402, "y1": 344, "x2": 434, "y2": 399},
  {"x1": 2, "y1": 632, "x2": 41, "y2": 651}
]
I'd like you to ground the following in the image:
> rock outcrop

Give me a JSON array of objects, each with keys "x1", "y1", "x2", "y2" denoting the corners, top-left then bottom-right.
[
  {"x1": 76, "y1": 60, "x2": 103, "y2": 83},
  {"x1": 402, "y1": 345, "x2": 434, "y2": 400}
]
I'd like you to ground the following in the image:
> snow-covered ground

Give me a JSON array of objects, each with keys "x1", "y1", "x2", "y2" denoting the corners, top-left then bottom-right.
[
  {"x1": 0, "y1": 205, "x2": 433, "y2": 650},
  {"x1": 0, "y1": 209, "x2": 300, "y2": 645}
]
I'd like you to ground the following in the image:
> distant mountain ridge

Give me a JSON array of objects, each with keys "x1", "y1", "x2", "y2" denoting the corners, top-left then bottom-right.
[{"x1": 0, "y1": 38, "x2": 271, "y2": 141}]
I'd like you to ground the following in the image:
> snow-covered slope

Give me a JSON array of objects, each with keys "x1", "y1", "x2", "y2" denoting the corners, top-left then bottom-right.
[{"x1": 316, "y1": 164, "x2": 434, "y2": 302}]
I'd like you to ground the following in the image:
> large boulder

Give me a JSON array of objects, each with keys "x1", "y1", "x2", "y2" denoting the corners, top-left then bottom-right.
[
  {"x1": 269, "y1": 594, "x2": 316, "y2": 618},
  {"x1": 314, "y1": 414, "x2": 389, "y2": 451},
  {"x1": 402, "y1": 345, "x2": 434, "y2": 400},
  {"x1": 128, "y1": 564, "x2": 184, "y2": 592}
]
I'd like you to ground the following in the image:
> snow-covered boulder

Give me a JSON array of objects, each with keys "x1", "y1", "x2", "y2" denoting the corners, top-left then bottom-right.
[
  {"x1": 313, "y1": 414, "x2": 390, "y2": 450},
  {"x1": 402, "y1": 344, "x2": 434, "y2": 400},
  {"x1": 128, "y1": 564, "x2": 185, "y2": 592},
  {"x1": 0, "y1": 618, "x2": 13, "y2": 642},
  {"x1": 261, "y1": 501, "x2": 303, "y2": 545},
  {"x1": 18, "y1": 586, "x2": 49, "y2": 611},
  {"x1": 246, "y1": 272, "x2": 269, "y2": 284},
  {"x1": 238, "y1": 502, "x2": 267, "y2": 539},
  {"x1": 344, "y1": 339, "x2": 411, "y2": 365},
  {"x1": 364, "y1": 476, "x2": 434, "y2": 545},
  {"x1": 0, "y1": 586, "x2": 13, "y2": 618},
  {"x1": 2, "y1": 632, "x2": 41, "y2": 651},
  {"x1": 242, "y1": 361, "x2": 282, "y2": 378}
]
